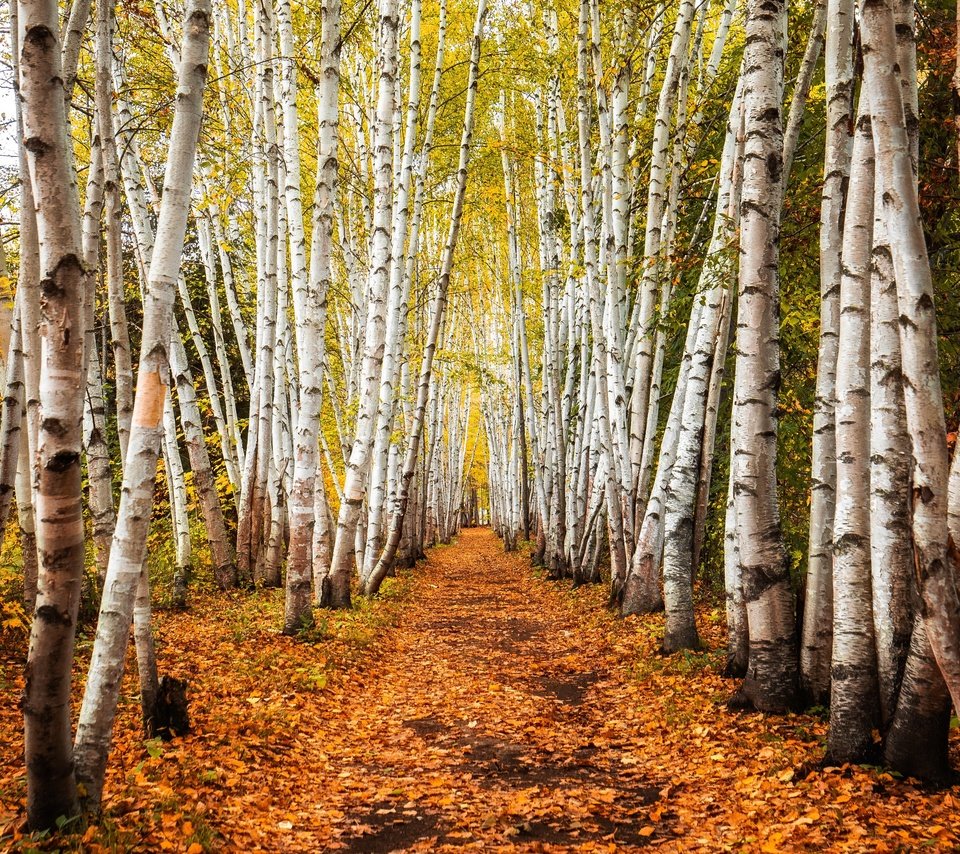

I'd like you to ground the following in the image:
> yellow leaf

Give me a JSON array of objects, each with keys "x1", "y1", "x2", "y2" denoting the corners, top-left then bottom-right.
[
  {"x1": 638, "y1": 826, "x2": 655, "y2": 837},
  {"x1": 187, "y1": 845, "x2": 204, "y2": 854}
]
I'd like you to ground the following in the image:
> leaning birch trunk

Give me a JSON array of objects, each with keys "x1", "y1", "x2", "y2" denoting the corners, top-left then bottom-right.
[
  {"x1": 827, "y1": 100, "x2": 879, "y2": 764},
  {"x1": 12, "y1": 36, "x2": 41, "y2": 607},
  {"x1": 282, "y1": 0, "x2": 339, "y2": 628},
  {"x1": 169, "y1": 335, "x2": 237, "y2": 589},
  {"x1": 860, "y1": 0, "x2": 960, "y2": 713},
  {"x1": 800, "y1": 0, "x2": 854, "y2": 707},
  {"x1": 360, "y1": 0, "x2": 424, "y2": 586},
  {"x1": 870, "y1": 0, "x2": 919, "y2": 732},
  {"x1": 363, "y1": 0, "x2": 487, "y2": 597},
  {"x1": 18, "y1": 0, "x2": 89, "y2": 828},
  {"x1": 324, "y1": 0, "x2": 401, "y2": 608},
  {"x1": 879, "y1": 6, "x2": 949, "y2": 760},
  {"x1": 627, "y1": 0, "x2": 698, "y2": 501},
  {"x1": 659, "y1": 81, "x2": 743, "y2": 653},
  {"x1": 73, "y1": 0, "x2": 210, "y2": 811},
  {"x1": 729, "y1": 0, "x2": 799, "y2": 713},
  {"x1": 96, "y1": 0, "x2": 133, "y2": 464}
]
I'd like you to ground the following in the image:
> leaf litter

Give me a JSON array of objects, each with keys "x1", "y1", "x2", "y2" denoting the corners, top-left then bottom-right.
[{"x1": 1, "y1": 527, "x2": 959, "y2": 851}]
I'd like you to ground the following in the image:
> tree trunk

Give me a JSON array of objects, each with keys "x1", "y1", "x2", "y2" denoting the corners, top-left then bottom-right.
[
  {"x1": 363, "y1": 0, "x2": 487, "y2": 597},
  {"x1": 17, "y1": 0, "x2": 89, "y2": 827},
  {"x1": 73, "y1": 0, "x2": 210, "y2": 811},
  {"x1": 325, "y1": 0, "x2": 401, "y2": 608},
  {"x1": 801, "y1": 0, "x2": 854, "y2": 709},
  {"x1": 729, "y1": 0, "x2": 799, "y2": 714},
  {"x1": 827, "y1": 99, "x2": 879, "y2": 764},
  {"x1": 861, "y1": 0, "x2": 960, "y2": 714}
]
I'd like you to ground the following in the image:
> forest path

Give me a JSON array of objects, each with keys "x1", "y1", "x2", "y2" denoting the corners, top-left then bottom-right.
[
  {"x1": 6, "y1": 528, "x2": 956, "y2": 851},
  {"x1": 294, "y1": 526, "x2": 662, "y2": 851},
  {"x1": 174, "y1": 527, "x2": 959, "y2": 853}
]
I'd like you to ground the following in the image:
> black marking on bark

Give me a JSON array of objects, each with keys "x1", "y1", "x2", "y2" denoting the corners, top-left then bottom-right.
[
  {"x1": 831, "y1": 662, "x2": 878, "y2": 681},
  {"x1": 46, "y1": 450, "x2": 80, "y2": 472},
  {"x1": 23, "y1": 137, "x2": 51, "y2": 156},
  {"x1": 35, "y1": 604, "x2": 71, "y2": 626},
  {"x1": 40, "y1": 418, "x2": 70, "y2": 439}
]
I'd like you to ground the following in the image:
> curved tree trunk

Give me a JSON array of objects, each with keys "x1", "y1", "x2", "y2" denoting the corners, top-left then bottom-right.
[
  {"x1": 861, "y1": 0, "x2": 960, "y2": 714},
  {"x1": 73, "y1": 0, "x2": 210, "y2": 811},
  {"x1": 363, "y1": 0, "x2": 487, "y2": 597}
]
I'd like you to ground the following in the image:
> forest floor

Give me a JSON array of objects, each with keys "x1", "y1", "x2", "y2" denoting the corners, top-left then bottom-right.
[{"x1": 2, "y1": 527, "x2": 960, "y2": 852}]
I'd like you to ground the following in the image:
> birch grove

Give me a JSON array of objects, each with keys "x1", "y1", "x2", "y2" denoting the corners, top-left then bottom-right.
[{"x1": 4, "y1": 0, "x2": 960, "y2": 831}]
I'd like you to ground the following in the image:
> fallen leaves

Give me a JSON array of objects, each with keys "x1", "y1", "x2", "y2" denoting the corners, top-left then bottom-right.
[{"x1": 1, "y1": 528, "x2": 959, "y2": 852}]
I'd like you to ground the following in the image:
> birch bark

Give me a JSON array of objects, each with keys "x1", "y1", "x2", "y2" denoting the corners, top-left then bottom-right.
[
  {"x1": 325, "y1": 0, "x2": 401, "y2": 607},
  {"x1": 18, "y1": 0, "x2": 89, "y2": 826},
  {"x1": 861, "y1": 0, "x2": 960, "y2": 713},
  {"x1": 827, "y1": 100, "x2": 878, "y2": 764},
  {"x1": 73, "y1": 0, "x2": 210, "y2": 810},
  {"x1": 284, "y1": 0, "x2": 341, "y2": 627},
  {"x1": 729, "y1": 0, "x2": 798, "y2": 713},
  {"x1": 801, "y1": 0, "x2": 854, "y2": 706},
  {"x1": 364, "y1": 0, "x2": 487, "y2": 596}
]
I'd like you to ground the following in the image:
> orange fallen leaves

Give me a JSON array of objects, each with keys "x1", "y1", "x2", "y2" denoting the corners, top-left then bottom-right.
[{"x1": 1, "y1": 528, "x2": 959, "y2": 852}]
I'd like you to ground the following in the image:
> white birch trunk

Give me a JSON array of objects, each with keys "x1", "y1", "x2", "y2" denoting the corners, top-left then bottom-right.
[
  {"x1": 282, "y1": 0, "x2": 340, "y2": 628},
  {"x1": 827, "y1": 99, "x2": 878, "y2": 763},
  {"x1": 73, "y1": 1, "x2": 210, "y2": 810},
  {"x1": 861, "y1": 0, "x2": 960, "y2": 714},
  {"x1": 729, "y1": 0, "x2": 798, "y2": 713},
  {"x1": 363, "y1": 0, "x2": 487, "y2": 595},
  {"x1": 325, "y1": 0, "x2": 401, "y2": 607},
  {"x1": 18, "y1": 0, "x2": 89, "y2": 826},
  {"x1": 801, "y1": 0, "x2": 854, "y2": 706}
]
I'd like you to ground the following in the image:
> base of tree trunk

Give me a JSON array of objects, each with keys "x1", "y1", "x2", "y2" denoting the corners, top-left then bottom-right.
[
  {"x1": 723, "y1": 653, "x2": 748, "y2": 679},
  {"x1": 214, "y1": 560, "x2": 238, "y2": 590},
  {"x1": 730, "y1": 639, "x2": 800, "y2": 713},
  {"x1": 170, "y1": 568, "x2": 189, "y2": 611},
  {"x1": 620, "y1": 571, "x2": 664, "y2": 616},
  {"x1": 884, "y1": 705, "x2": 952, "y2": 785},
  {"x1": 319, "y1": 573, "x2": 352, "y2": 609},
  {"x1": 662, "y1": 624, "x2": 701, "y2": 654},
  {"x1": 827, "y1": 689, "x2": 878, "y2": 765}
]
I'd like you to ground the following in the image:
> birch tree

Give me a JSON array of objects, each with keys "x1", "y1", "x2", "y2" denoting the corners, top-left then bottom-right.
[
  {"x1": 323, "y1": 0, "x2": 400, "y2": 608},
  {"x1": 728, "y1": 0, "x2": 799, "y2": 713},
  {"x1": 800, "y1": 0, "x2": 854, "y2": 707},
  {"x1": 18, "y1": 0, "x2": 89, "y2": 826},
  {"x1": 283, "y1": 0, "x2": 341, "y2": 631},
  {"x1": 827, "y1": 97, "x2": 878, "y2": 764},
  {"x1": 364, "y1": 0, "x2": 488, "y2": 596},
  {"x1": 860, "y1": 0, "x2": 960, "y2": 714},
  {"x1": 74, "y1": 0, "x2": 211, "y2": 810}
]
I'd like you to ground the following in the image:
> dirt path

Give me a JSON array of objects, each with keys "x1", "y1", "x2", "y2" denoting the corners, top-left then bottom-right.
[{"x1": 299, "y1": 527, "x2": 660, "y2": 852}]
